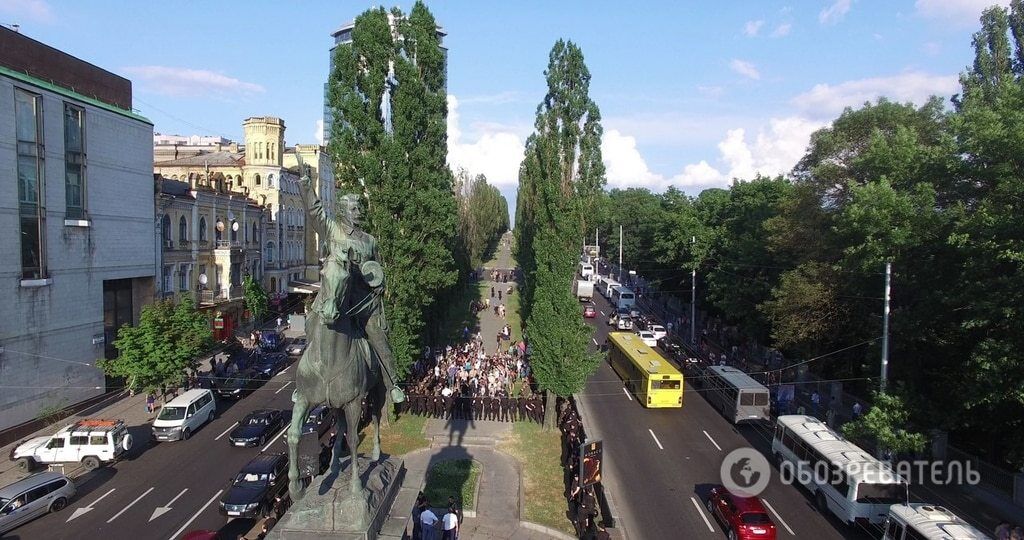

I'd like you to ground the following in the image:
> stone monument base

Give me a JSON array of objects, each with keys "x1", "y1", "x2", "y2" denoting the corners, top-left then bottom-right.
[{"x1": 272, "y1": 456, "x2": 405, "y2": 540}]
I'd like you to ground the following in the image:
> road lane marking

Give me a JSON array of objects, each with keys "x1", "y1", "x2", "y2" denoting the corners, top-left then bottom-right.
[
  {"x1": 592, "y1": 338, "x2": 598, "y2": 345},
  {"x1": 648, "y1": 429, "x2": 664, "y2": 450},
  {"x1": 262, "y1": 424, "x2": 288, "y2": 451},
  {"x1": 168, "y1": 489, "x2": 222, "y2": 540},
  {"x1": 622, "y1": 387, "x2": 632, "y2": 401},
  {"x1": 67, "y1": 488, "x2": 115, "y2": 522},
  {"x1": 107, "y1": 486, "x2": 153, "y2": 523},
  {"x1": 600, "y1": 310, "x2": 606, "y2": 316},
  {"x1": 215, "y1": 421, "x2": 239, "y2": 441},
  {"x1": 150, "y1": 488, "x2": 188, "y2": 522},
  {"x1": 275, "y1": 380, "x2": 293, "y2": 395},
  {"x1": 703, "y1": 430, "x2": 722, "y2": 451},
  {"x1": 690, "y1": 496, "x2": 716, "y2": 532},
  {"x1": 279, "y1": 365, "x2": 291, "y2": 376},
  {"x1": 761, "y1": 498, "x2": 796, "y2": 536}
]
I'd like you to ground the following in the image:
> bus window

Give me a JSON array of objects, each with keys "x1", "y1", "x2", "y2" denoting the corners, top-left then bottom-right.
[
  {"x1": 740, "y1": 393, "x2": 755, "y2": 406},
  {"x1": 754, "y1": 392, "x2": 769, "y2": 406},
  {"x1": 651, "y1": 380, "x2": 680, "y2": 390},
  {"x1": 855, "y1": 483, "x2": 904, "y2": 504},
  {"x1": 885, "y1": 520, "x2": 904, "y2": 540}
]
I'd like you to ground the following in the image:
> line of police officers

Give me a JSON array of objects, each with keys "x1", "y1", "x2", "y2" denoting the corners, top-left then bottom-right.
[{"x1": 403, "y1": 390, "x2": 544, "y2": 423}]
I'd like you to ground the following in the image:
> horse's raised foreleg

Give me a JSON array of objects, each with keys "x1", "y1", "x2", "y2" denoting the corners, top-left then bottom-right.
[
  {"x1": 343, "y1": 399, "x2": 362, "y2": 494},
  {"x1": 287, "y1": 392, "x2": 312, "y2": 500}
]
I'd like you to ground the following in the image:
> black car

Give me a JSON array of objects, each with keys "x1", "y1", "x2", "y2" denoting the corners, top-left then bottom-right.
[
  {"x1": 302, "y1": 404, "x2": 335, "y2": 437},
  {"x1": 252, "y1": 353, "x2": 288, "y2": 378},
  {"x1": 219, "y1": 453, "x2": 288, "y2": 519},
  {"x1": 215, "y1": 371, "x2": 261, "y2": 399},
  {"x1": 228, "y1": 409, "x2": 286, "y2": 447}
]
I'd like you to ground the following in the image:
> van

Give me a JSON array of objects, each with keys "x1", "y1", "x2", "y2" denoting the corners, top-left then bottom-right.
[
  {"x1": 882, "y1": 504, "x2": 991, "y2": 540},
  {"x1": 579, "y1": 263, "x2": 594, "y2": 279},
  {"x1": 152, "y1": 389, "x2": 216, "y2": 441},
  {"x1": 0, "y1": 472, "x2": 75, "y2": 535},
  {"x1": 611, "y1": 286, "x2": 636, "y2": 310}
]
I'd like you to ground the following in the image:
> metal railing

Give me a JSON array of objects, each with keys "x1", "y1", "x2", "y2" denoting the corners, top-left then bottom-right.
[
  {"x1": 946, "y1": 445, "x2": 1016, "y2": 496},
  {"x1": 215, "y1": 240, "x2": 242, "y2": 249}
]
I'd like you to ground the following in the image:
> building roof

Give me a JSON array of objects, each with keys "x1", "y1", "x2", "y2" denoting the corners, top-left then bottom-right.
[
  {"x1": 0, "y1": 64, "x2": 150, "y2": 124},
  {"x1": 157, "y1": 176, "x2": 191, "y2": 197},
  {"x1": 155, "y1": 151, "x2": 244, "y2": 167}
]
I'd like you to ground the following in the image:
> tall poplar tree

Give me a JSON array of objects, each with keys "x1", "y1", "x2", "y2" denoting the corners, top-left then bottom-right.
[
  {"x1": 517, "y1": 40, "x2": 605, "y2": 428},
  {"x1": 327, "y1": 2, "x2": 458, "y2": 380}
]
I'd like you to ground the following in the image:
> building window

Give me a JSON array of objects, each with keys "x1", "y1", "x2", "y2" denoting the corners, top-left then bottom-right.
[
  {"x1": 199, "y1": 216, "x2": 207, "y2": 242},
  {"x1": 267, "y1": 174, "x2": 274, "y2": 187},
  {"x1": 179, "y1": 265, "x2": 189, "y2": 291},
  {"x1": 162, "y1": 265, "x2": 172, "y2": 293},
  {"x1": 266, "y1": 242, "x2": 274, "y2": 263},
  {"x1": 178, "y1": 216, "x2": 188, "y2": 242},
  {"x1": 215, "y1": 219, "x2": 223, "y2": 242},
  {"x1": 255, "y1": 173, "x2": 261, "y2": 186},
  {"x1": 161, "y1": 215, "x2": 171, "y2": 247},
  {"x1": 252, "y1": 221, "x2": 258, "y2": 245},
  {"x1": 16, "y1": 88, "x2": 46, "y2": 280},
  {"x1": 64, "y1": 103, "x2": 86, "y2": 219}
]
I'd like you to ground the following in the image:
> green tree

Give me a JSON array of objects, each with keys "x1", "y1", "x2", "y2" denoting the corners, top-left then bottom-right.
[
  {"x1": 99, "y1": 299, "x2": 211, "y2": 395},
  {"x1": 842, "y1": 390, "x2": 927, "y2": 456},
  {"x1": 327, "y1": 2, "x2": 459, "y2": 380},
  {"x1": 242, "y1": 274, "x2": 268, "y2": 322},
  {"x1": 518, "y1": 40, "x2": 605, "y2": 428}
]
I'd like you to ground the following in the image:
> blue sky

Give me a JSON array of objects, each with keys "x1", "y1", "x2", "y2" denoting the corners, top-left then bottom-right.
[{"x1": 1, "y1": 0, "x2": 1004, "y2": 220}]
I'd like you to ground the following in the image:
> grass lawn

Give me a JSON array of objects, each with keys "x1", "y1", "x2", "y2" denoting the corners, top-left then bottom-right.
[
  {"x1": 357, "y1": 413, "x2": 429, "y2": 457},
  {"x1": 423, "y1": 459, "x2": 482, "y2": 509},
  {"x1": 498, "y1": 421, "x2": 575, "y2": 536}
]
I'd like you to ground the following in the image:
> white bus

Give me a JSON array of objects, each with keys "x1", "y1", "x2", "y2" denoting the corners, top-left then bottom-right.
[
  {"x1": 611, "y1": 286, "x2": 636, "y2": 310},
  {"x1": 771, "y1": 415, "x2": 908, "y2": 526},
  {"x1": 703, "y1": 365, "x2": 771, "y2": 424},
  {"x1": 883, "y1": 504, "x2": 991, "y2": 540}
]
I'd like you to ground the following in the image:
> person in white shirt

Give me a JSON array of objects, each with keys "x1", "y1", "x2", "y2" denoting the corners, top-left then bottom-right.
[
  {"x1": 420, "y1": 507, "x2": 439, "y2": 540},
  {"x1": 442, "y1": 506, "x2": 459, "y2": 539}
]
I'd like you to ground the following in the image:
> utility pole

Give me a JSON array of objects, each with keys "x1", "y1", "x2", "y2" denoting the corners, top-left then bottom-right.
[
  {"x1": 880, "y1": 261, "x2": 892, "y2": 393},
  {"x1": 690, "y1": 236, "x2": 696, "y2": 345},
  {"x1": 595, "y1": 228, "x2": 600, "y2": 276},
  {"x1": 618, "y1": 225, "x2": 623, "y2": 283}
]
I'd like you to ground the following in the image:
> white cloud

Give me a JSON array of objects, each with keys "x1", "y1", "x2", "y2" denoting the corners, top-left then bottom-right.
[
  {"x1": 0, "y1": 0, "x2": 52, "y2": 23},
  {"x1": 599, "y1": 117, "x2": 823, "y2": 193},
  {"x1": 922, "y1": 41, "x2": 942, "y2": 56},
  {"x1": 730, "y1": 59, "x2": 761, "y2": 80},
  {"x1": 744, "y1": 20, "x2": 765, "y2": 37},
  {"x1": 446, "y1": 95, "x2": 525, "y2": 188},
  {"x1": 601, "y1": 130, "x2": 668, "y2": 190},
  {"x1": 314, "y1": 119, "x2": 324, "y2": 146},
  {"x1": 122, "y1": 66, "x2": 265, "y2": 98},
  {"x1": 791, "y1": 71, "x2": 958, "y2": 118},
  {"x1": 820, "y1": 0, "x2": 852, "y2": 25},
  {"x1": 771, "y1": 23, "x2": 792, "y2": 37},
  {"x1": 915, "y1": 0, "x2": 1009, "y2": 22}
]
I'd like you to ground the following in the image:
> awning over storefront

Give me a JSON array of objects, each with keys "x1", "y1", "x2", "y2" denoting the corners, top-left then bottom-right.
[{"x1": 288, "y1": 279, "x2": 321, "y2": 294}]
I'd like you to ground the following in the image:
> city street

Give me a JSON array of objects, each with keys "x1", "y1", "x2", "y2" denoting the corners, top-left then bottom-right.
[
  {"x1": 578, "y1": 290, "x2": 877, "y2": 540},
  {"x1": 7, "y1": 364, "x2": 299, "y2": 540}
]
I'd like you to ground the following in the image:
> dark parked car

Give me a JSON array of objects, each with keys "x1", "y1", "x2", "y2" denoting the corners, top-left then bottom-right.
[
  {"x1": 228, "y1": 409, "x2": 286, "y2": 447},
  {"x1": 219, "y1": 453, "x2": 288, "y2": 519},
  {"x1": 302, "y1": 404, "x2": 335, "y2": 437},
  {"x1": 259, "y1": 330, "x2": 283, "y2": 352},
  {"x1": 286, "y1": 337, "x2": 307, "y2": 356},
  {"x1": 252, "y1": 353, "x2": 288, "y2": 378},
  {"x1": 215, "y1": 371, "x2": 261, "y2": 399}
]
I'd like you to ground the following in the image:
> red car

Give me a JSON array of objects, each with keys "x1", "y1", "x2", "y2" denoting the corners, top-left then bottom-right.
[
  {"x1": 706, "y1": 486, "x2": 777, "y2": 540},
  {"x1": 583, "y1": 304, "x2": 597, "y2": 318}
]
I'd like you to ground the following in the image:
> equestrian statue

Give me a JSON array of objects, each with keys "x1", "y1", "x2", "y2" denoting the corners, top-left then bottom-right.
[{"x1": 286, "y1": 154, "x2": 405, "y2": 501}]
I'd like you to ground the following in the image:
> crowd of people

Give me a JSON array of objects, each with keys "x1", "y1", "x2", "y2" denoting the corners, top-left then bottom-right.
[
  {"x1": 559, "y1": 398, "x2": 610, "y2": 539},
  {"x1": 403, "y1": 337, "x2": 545, "y2": 423},
  {"x1": 411, "y1": 493, "x2": 462, "y2": 540}
]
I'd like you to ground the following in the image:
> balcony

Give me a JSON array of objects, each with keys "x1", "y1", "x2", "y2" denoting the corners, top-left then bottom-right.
[
  {"x1": 178, "y1": 240, "x2": 191, "y2": 249},
  {"x1": 198, "y1": 285, "x2": 244, "y2": 304},
  {"x1": 215, "y1": 240, "x2": 242, "y2": 249}
]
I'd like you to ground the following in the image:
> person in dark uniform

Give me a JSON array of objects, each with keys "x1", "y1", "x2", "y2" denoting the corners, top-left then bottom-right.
[
  {"x1": 518, "y1": 395, "x2": 528, "y2": 422},
  {"x1": 473, "y1": 395, "x2": 484, "y2": 420},
  {"x1": 499, "y1": 392, "x2": 512, "y2": 422},
  {"x1": 431, "y1": 393, "x2": 442, "y2": 418},
  {"x1": 489, "y1": 396, "x2": 500, "y2": 421}
]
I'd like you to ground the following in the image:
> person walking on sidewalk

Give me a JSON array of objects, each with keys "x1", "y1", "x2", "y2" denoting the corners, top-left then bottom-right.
[{"x1": 146, "y1": 393, "x2": 156, "y2": 414}]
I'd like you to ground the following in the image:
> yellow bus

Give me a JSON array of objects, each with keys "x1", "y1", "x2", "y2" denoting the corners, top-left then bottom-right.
[{"x1": 606, "y1": 332, "x2": 683, "y2": 408}]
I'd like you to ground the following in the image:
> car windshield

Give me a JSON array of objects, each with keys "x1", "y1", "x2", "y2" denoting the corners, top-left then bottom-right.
[
  {"x1": 742, "y1": 512, "x2": 771, "y2": 524},
  {"x1": 234, "y1": 472, "x2": 269, "y2": 486},
  {"x1": 158, "y1": 406, "x2": 186, "y2": 421}
]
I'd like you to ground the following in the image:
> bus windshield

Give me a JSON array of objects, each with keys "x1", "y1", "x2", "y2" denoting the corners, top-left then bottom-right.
[{"x1": 855, "y1": 482, "x2": 904, "y2": 504}]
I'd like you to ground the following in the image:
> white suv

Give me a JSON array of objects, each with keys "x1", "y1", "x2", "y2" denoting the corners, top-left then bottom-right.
[{"x1": 10, "y1": 419, "x2": 132, "y2": 473}]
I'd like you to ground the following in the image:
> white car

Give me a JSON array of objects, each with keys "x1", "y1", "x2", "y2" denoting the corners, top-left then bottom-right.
[
  {"x1": 11, "y1": 419, "x2": 132, "y2": 472},
  {"x1": 649, "y1": 324, "x2": 667, "y2": 341},
  {"x1": 637, "y1": 330, "x2": 658, "y2": 347}
]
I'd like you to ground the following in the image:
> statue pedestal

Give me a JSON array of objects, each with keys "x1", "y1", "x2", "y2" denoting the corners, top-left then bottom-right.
[{"x1": 272, "y1": 456, "x2": 405, "y2": 540}]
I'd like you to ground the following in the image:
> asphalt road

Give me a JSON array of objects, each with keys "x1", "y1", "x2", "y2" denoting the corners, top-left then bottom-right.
[
  {"x1": 5, "y1": 361, "x2": 300, "y2": 540},
  {"x1": 578, "y1": 291, "x2": 881, "y2": 540}
]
